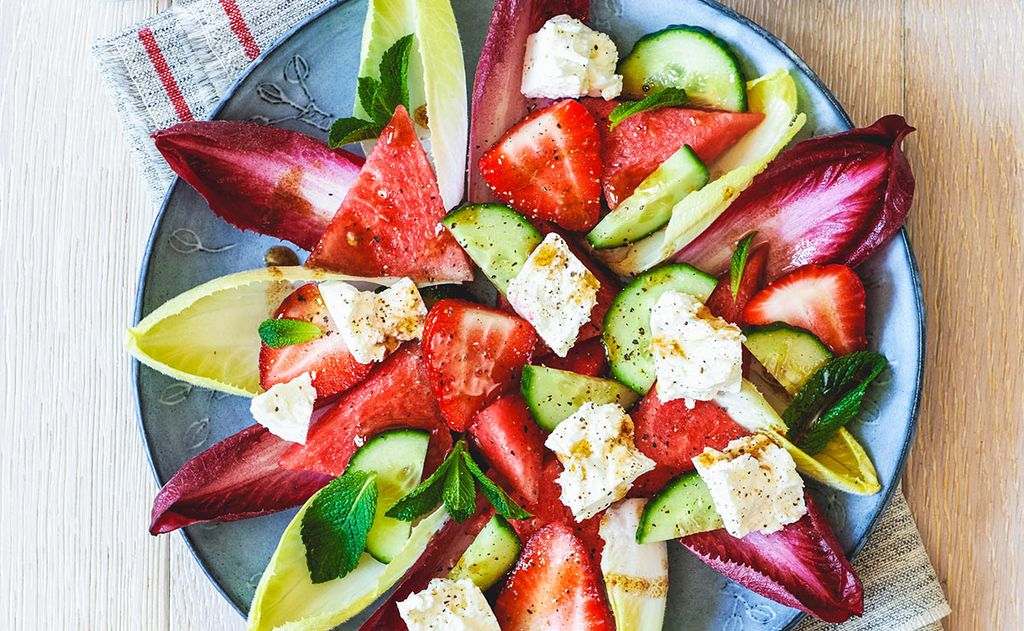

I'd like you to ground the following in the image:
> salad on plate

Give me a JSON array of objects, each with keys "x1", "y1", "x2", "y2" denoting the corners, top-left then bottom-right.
[{"x1": 129, "y1": 0, "x2": 916, "y2": 628}]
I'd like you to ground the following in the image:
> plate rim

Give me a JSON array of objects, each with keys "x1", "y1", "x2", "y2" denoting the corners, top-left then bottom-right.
[{"x1": 131, "y1": 0, "x2": 927, "y2": 625}]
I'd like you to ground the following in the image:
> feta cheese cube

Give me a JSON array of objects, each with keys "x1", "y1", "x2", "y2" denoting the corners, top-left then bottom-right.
[
  {"x1": 693, "y1": 434, "x2": 807, "y2": 538},
  {"x1": 319, "y1": 278, "x2": 426, "y2": 364},
  {"x1": 249, "y1": 372, "x2": 316, "y2": 444},
  {"x1": 545, "y1": 402, "x2": 656, "y2": 521},
  {"x1": 397, "y1": 578, "x2": 500, "y2": 631},
  {"x1": 649, "y1": 290, "x2": 745, "y2": 407},
  {"x1": 521, "y1": 15, "x2": 623, "y2": 100},
  {"x1": 505, "y1": 233, "x2": 600, "y2": 357}
]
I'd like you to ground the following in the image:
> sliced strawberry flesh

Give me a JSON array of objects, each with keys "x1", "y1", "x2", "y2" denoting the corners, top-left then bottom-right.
[
  {"x1": 681, "y1": 493, "x2": 864, "y2": 623},
  {"x1": 153, "y1": 121, "x2": 363, "y2": 251},
  {"x1": 480, "y1": 99, "x2": 602, "y2": 232},
  {"x1": 422, "y1": 299, "x2": 537, "y2": 432},
  {"x1": 743, "y1": 263, "x2": 867, "y2": 355},
  {"x1": 495, "y1": 522, "x2": 614, "y2": 630},
  {"x1": 279, "y1": 343, "x2": 452, "y2": 476},
  {"x1": 705, "y1": 243, "x2": 770, "y2": 327},
  {"x1": 307, "y1": 106, "x2": 472, "y2": 282},
  {"x1": 259, "y1": 283, "x2": 374, "y2": 400},
  {"x1": 150, "y1": 424, "x2": 331, "y2": 534},
  {"x1": 469, "y1": 394, "x2": 545, "y2": 504},
  {"x1": 581, "y1": 99, "x2": 764, "y2": 208}
]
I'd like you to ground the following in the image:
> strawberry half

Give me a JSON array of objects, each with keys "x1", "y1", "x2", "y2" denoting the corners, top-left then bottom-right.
[
  {"x1": 422, "y1": 299, "x2": 537, "y2": 432},
  {"x1": 743, "y1": 264, "x2": 867, "y2": 355},
  {"x1": 279, "y1": 343, "x2": 452, "y2": 476},
  {"x1": 480, "y1": 99, "x2": 602, "y2": 232},
  {"x1": 681, "y1": 493, "x2": 864, "y2": 622},
  {"x1": 259, "y1": 283, "x2": 374, "y2": 400},
  {"x1": 705, "y1": 243, "x2": 770, "y2": 326},
  {"x1": 495, "y1": 523, "x2": 615, "y2": 630},
  {"x1": 469, "y1": 394, "x2": 545, "y2": 504}
]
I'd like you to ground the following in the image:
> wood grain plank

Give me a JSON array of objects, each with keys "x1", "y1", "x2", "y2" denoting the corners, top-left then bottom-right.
[{"x1": 903, "y1": 0, "x2": 1024, "y2": 627}]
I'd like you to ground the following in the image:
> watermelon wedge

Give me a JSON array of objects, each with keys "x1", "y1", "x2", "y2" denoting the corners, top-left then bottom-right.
[
  {"x1": 149, "y1": 423, "x2": 331, "y2": 534},
  {"x1": 308, "y1": 106, "x2": 472, "y2": 282},
  {"x1": 279, "y1": 343, "x2": 452, "y2": 476},
  {"x1": 153, "y1": 121, "x2": 363, "y2": 251},
  {"x1": 581, "y1": 100, "x2": 764, "y2": 208},
  {"x1": 681, "y1": 493, "x2": 863, "y2": 622},
  {"x1": 705, "y1": 243, "x2": 770, "y2": 326},
  {"x1": 467, "y1": 0, "x2": 589, "y2": 203}
]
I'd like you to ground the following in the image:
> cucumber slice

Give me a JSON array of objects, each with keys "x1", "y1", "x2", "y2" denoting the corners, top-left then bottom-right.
[
  {"x1": 636, "y1": 472, "x2": 724, "y2": 543},
  {"x1": 743, "y1": 323, "x2": 833, "y2": 395},
  {"x1": 587, "y1": 145, "x2": 709, "y2": 249},
  {"x1": 520, "y1": 365, "x2": 641, "y2": 431},
  {"x1": 448, "y1": 515, "x2": 521, "y2": 590},
  {"x1": 602, "y1": 264, "x2": 717, "y2": 394},
  {"x1": 442, "y1": 204, "x2": 543, "y2": 294},
  {"x1": 346, "y1": 430, "x2": 430, "y2": 563},
  {"x1": 619, "y1": 26, "x2": 746, "y2": 112}
]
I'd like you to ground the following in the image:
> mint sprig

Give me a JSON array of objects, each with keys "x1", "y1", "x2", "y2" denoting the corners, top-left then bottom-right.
[
  {"x1": 386, "y1": 440, "x2": 531, "y2": 523},
  {"x1": 258, "y1": 318, "x2": 323, "y2": 348},
  {"x1": 729, "y1": 232, "x2": 758, "y2": 298},
  {"x1": 783, "y1": 351, "x2": 889, "y2": 454},
  {"x1": 608, "y1": 87, "x2": 689, "y2": 131},
  {"x1": 301, "y1": 470, "x2": 378, "y2": 583},
  {"x1": 329, "y1": 35, "x2": 415, "y2": 148}
]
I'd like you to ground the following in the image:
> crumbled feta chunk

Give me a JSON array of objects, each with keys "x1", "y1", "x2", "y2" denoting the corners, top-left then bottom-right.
[
  {"x1": 545, "y1": 403, "x2": 656, "y2": 521},
  {"x1": 319, "y1": 278, "x2": 426, "y2": 364},
  {"x1": 397, "y1": 578, "x2": 500, "y2": 631},
  {"x1": 521, "y1": 15, "x2": 623, "y2": 100},
  {"x1": 505, "y1": 233, "x2": 600, "y2": 357},
  {"x1": 249, "y1": 372, "x2": 316, "y2": 444},
  {"x1": 649, "y1": 290, "x2": 745, "y2": 407},
  {"x1": 693, "y1": 434, "x2": 807, "y2": 538}
]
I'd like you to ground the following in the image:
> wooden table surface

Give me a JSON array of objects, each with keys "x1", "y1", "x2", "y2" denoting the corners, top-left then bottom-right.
[{"x1": 1, "y1": 0, "x2": 1021, "y2": 629}]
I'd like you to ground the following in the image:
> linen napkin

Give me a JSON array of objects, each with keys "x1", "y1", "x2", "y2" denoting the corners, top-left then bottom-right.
[{"x1": 92, "y1": 1, "x2": 951, "y2": 629}]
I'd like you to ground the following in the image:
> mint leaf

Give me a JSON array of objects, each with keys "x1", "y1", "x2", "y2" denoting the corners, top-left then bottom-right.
[
  {"x1": 729, "y1": 232, "x2": 758, "y2": 298},
  {"x1": 329, "y1": 117, "x2": 379, "y2": 148},
  {"x1": 783, "y1": 351, "x2": 889, "y2": 455},
  {"x1": 462, "y1": 451, "x2": 532, "y2": 520},
  {"x1": 301, "y1": 470, "x2": 378, "y2": 583},
  {"x1": 385, "y1": 451, "x2": 453, "y2": 522},
  {"x1": 608, "y1": 87, "x2": 689, "y2": 131},
  {"x1": 258, "y1": 318, "x2": 322, "y2": 348},
  {"x1": 377, "y1": 34, "x2": 414, "y2": 118},
  {"x1": 443, "y1": 453, "x2": 477, "y2": 523}
]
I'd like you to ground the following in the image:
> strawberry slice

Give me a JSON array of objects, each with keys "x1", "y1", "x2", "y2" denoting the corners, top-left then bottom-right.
[
  {"x1": 681, "y1": 493, "x2": 863, "y2": 622},
  {"x1": 422, "y1": 299, "x2": 537, "y2": 432},
  {"x1": 743, "y1": 264, "x2": 867, "y2": 355},
  {"x1": 308, "y1": 106, "x2": 472, "y2": 282},
  {"x1": 536, "y1": 337, "x2": 608, "y2": 377},
  {"x1": 279, "y1": 343, "x2": 452, "y2": 476},
  {"x1": 479, "y1": 99, "x2": 602, "y2": 232},
  {"x1": 259, "y1": 283, "x2": 374, "y2": 400},
  {"x1": 360, "y1": 505, "x2": 494, "y2": 630},
  {"x1": 705, "y1": 243, "x2": 770, "y2": 326},
  {"x1": 495, "y1": 523, "x2": 615, "y2": 630},
  {"x1": 150, "y1": 424, "x2": 331, "y2": 534},
  {"x1": 631, "y1": 385, "x2": 749, "y2": 496},
  {"x1": 469, "y1": 394, "x2": 545, "y2": 504},
  {"x1": 153, "y1": 121, "x2": 363, "y2": 251},
  {"x1": 582, "y1": 99, "x2": 764, "y2": 208}
]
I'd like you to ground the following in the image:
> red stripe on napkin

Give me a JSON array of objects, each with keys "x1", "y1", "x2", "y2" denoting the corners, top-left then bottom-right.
[
  {"x1": 138, "y1": 28, "x2": 194, "y2": 122},
  {"x1": 219, "y1": 0, "x2": 262, "y2": 61}
]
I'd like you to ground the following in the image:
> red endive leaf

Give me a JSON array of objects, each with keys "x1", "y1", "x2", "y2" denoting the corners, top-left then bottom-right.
[
  {"x1": 359, "y1": 505, "x2": 494, "y2": 630},
  {"x1": 153, "y1": 121, "x2": 363, "y2": 251},
  {"x1": 681, "y1": 493, "x2": 863, "y2": 623},
  {"x1": 467, "y1": 0, "x2": 589, "y2": 202},
  {"x1": 672, "y1": 115, "x2": 915, "y2": 281},
  {"x1": 149, "y1": 423, "x2": 331, "y2": 535}
]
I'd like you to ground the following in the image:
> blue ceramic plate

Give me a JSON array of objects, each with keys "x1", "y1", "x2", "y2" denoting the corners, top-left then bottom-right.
[{"x1": 133, "y1": 0, "x2": 924, "y2": 628}]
